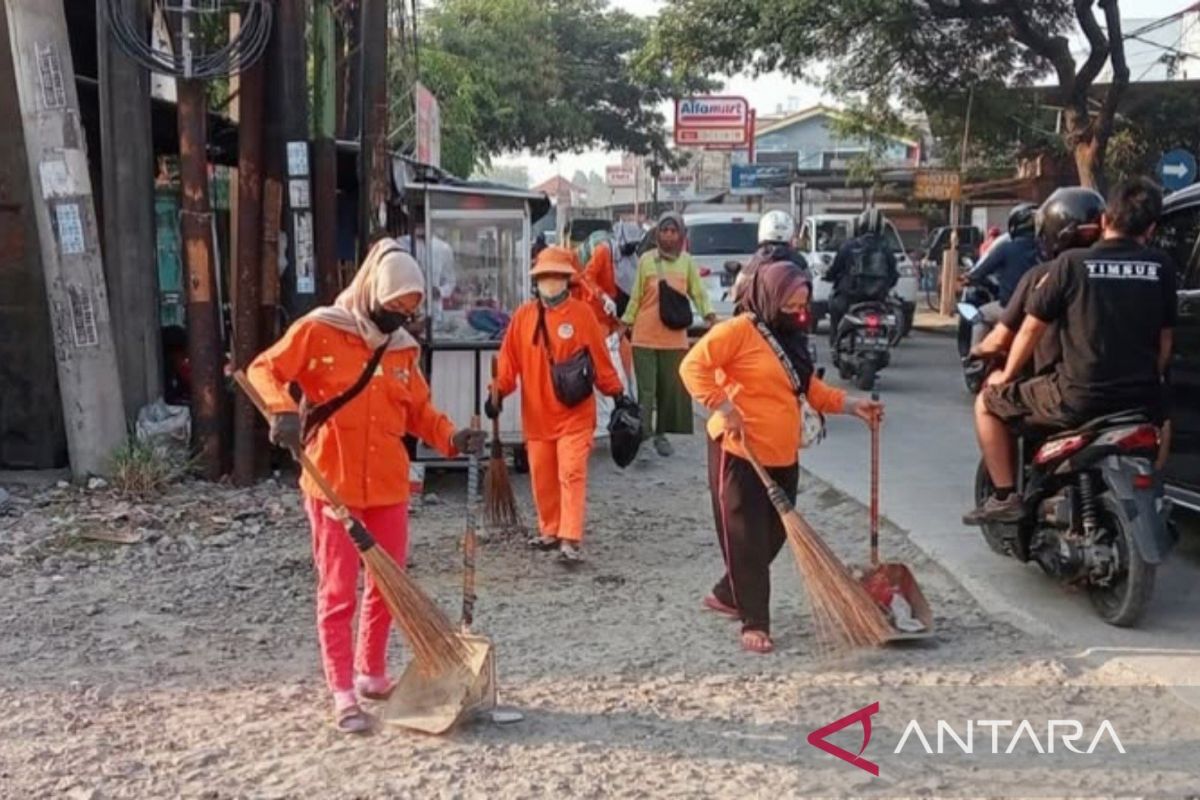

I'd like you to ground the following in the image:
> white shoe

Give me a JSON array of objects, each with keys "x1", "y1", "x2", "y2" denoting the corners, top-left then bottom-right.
[{"x1": 558, "y1": 542, "x2": 582, "y2": 563}]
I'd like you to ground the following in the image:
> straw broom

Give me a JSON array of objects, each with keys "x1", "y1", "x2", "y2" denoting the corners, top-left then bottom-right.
[
  {"x1": 483, "y1": 357, "x2": 521, "y2": 531},
  {"x1": 234, "y1": 371, "x2": 467, "y2": 674},
  {"x1": 739, "y1": 439, "x2": 893, "y2": 649}
]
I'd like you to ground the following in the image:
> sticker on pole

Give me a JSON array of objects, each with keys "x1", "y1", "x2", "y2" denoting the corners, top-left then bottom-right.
[{"x1": 1157, "y1": 149, "x2": 1196, "y2": 192}]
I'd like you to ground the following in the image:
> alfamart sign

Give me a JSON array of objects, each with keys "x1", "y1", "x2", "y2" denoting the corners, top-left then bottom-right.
[{"x1": 674, "y1": 95, "x2": 751, "y2": 148}]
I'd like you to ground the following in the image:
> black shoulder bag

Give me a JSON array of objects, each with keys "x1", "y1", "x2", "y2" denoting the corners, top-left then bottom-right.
[
  {"x1": 298, "y1": 343, "x2": 388, "y2": 444},
  {"x1": 654, "y1": 256, "x2": 694, "y2": 330},
  {"x1": 535, "y1": 304, "x2": 596, "y2": 407}
]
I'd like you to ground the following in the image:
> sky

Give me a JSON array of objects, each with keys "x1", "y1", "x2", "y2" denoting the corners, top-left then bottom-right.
[{"x1": 493, "y1": 0, "x2": 1193, "y2": 186}]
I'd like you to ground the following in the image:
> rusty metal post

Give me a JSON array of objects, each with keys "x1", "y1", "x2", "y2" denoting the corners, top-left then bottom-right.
[
  {"x1": 232, "y1": 56, "x2": 265, "y2": 486},
  {"x1": 177, "y1": 77, "x2": 224, "y2": 479},
  {"x1": 358, "y1": 0, "x2": 388, "y2": 258},
  {"x1": 313, "y1": 0, "x2": 340, "y2": 303}
]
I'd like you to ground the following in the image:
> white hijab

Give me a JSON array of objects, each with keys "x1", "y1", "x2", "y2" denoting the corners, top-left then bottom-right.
[{"x1": 306, "y1": 237, "x2": 424, "y2": 351}]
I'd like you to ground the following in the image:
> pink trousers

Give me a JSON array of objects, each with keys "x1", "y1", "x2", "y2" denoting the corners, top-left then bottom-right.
[{"x1": 303, "y1": 496, "x2": 409, "y2": 693}]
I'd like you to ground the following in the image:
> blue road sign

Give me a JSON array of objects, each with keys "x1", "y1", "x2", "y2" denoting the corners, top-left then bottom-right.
[
  {"x1": 1157, "y1": 148, "x2": 1197, "y2": 192},
  {"x1": 731, "y1": 163, "x2": 793, "y2": 193}
]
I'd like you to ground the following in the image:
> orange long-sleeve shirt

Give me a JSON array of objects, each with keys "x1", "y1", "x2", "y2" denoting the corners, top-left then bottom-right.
[
  {"x1": 493, "y1": 297, "x2": 624, "y2": 441},
  {"x1": 247, "y1": 318, "x2": 458, "y2": 507},
  {"x1": 679, "y1": 315, "x2": 846, "y2": 467},
  {"x1": 568, "y1": 241, "x2": 620, "y2": 333}
]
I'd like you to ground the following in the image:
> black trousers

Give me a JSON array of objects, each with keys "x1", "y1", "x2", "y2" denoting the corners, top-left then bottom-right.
[{"x1": 707, "y1": 435, "x2": 799, "y2": 633}]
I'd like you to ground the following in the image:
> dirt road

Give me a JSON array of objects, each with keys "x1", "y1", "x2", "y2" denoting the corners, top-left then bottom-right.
[{"x1": 1, "y1": 432, "x2": 1197, "y2": 798}]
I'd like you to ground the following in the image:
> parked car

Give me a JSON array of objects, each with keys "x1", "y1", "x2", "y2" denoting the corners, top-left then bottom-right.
[
  {"x1": 1153, "y1": 184, "x2": 1200, "y2": 513},
  {"x1": 797, "y1": 213, "x2": 918, "y2": 334}
]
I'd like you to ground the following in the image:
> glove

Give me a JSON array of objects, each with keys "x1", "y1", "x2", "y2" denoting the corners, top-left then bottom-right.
[
  {"x1": 484, "y1": 394, "x2": 502, "y2": 420},
  {"x1": 269, "y1": 412, "x2": 302, "y2": 452},
  {"x1": 603, "y1": 296, "x2": 618, "y2": 318},
  {"x1": 452, "y1": 428, "x2": 487, "y2": 456},
  {"x1": 612, "y1": 393, "x2": 636, "y2": 411}
]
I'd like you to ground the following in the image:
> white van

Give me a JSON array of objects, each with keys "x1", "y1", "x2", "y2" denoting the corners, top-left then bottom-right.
[{"x1": 798, "y1": 214, "x2": 918, "y2": 334}]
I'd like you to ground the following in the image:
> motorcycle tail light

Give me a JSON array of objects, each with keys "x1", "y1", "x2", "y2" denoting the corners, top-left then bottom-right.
[
  {"x1": 865, "y1": 313, "x2": 881, "y2": 328},
  {"x1": 1133, "y1": 474, "x2": 1155, "y2": 490},
  {"x1": 1034, "y1": 434, "x2": 1088, "y2": 465},
  {"x1": 1105, "y1": 424, "x2": 1160, "y2": 454}
]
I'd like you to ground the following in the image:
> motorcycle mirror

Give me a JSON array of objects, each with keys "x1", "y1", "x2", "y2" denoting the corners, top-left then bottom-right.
[
  {"x1": 957, "y1": 303, "x2": 980, "y2": 323},
  {"x1": 723, "y1": 260, "x2": 742, "y2": 274}
]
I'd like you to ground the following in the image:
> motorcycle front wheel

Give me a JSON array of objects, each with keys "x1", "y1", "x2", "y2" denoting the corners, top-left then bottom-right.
[{"x1": 1088, "y1": 495, "x2": 1156, "y2": 627}]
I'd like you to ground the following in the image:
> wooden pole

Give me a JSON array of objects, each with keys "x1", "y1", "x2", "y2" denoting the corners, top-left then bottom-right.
[
  {"x1": 359, "y1": 0, "x2": 389, "y2": 257},
  {"x1": 4, "y1": 0, "x2": 126, "y2": 477},
  {"x1": 97, "y1": 0, "x2": 161, "y2": 420},
  {"x1": 232, "y1": 53, "x2": 266, "y2": 486},
  {"x1": 940, "y1": 87, "x2": 974, "y2": 316},
  {"x1": 275, "y1": 0, "x2": 316, "y2": 316}
]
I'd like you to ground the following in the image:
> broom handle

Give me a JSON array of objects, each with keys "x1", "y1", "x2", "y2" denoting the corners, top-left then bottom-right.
[
  {"x1": 870, "y1": 392, "x2": 880, "y2": 567},
  {"x1": 462, "y1": 415, "x2": 481, "y2": 632},
  {"x1": 490, "y1": 356, "x2": 502, "y2": 444},
  {"x1": 233, "y1": 371, "x2": 368, "y2": 546},
  {"x1": 735, "y1": 434, "x2": 795, "y2": 516}
]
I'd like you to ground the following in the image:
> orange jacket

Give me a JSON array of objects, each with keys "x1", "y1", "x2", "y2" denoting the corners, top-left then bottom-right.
[
  {"x1": 247, "y1": 318, "x2": 458, "y2": 507},
  {"x1": 568, "y1": 242, "x2": 619, "y2": 333},
  {"x1": 679, "y1": 315, "x2": 846, "y2": 467},
  {"x1": 493, "y1": 297, "x2": 624, "y2": 441}
]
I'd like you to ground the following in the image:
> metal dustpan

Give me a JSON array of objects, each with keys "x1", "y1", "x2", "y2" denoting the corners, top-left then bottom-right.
[
  {"x1": 384, "y1": 417, "x2": 503, "y2": 734},
  {"x1": 860, "y1": 412, "x2": 934, "y2": 641}
]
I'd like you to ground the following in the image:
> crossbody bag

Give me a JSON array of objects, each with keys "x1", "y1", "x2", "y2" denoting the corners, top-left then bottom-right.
[
  {"x1": 654, "y1": 256, "x2": 694, "y2": 330},
  {"x1": 535, "y1": 304, "x2": 596, "y2": 407},
  {"x1": 748, "y1": 314, "x2": 825, "y2": 448}
]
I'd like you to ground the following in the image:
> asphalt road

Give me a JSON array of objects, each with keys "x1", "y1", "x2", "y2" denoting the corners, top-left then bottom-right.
[{"x1": 802, "y1": 330, "x2": 1200, "y2": 693}]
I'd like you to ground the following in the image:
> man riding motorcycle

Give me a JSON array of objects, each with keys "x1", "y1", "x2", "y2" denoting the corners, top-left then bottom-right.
[
  {"x1": 732, "y1": 210, "x2": 812, "y2": 315},
  {"x1": 825, "y1": 209, "x2": 899, "y2": 344},
  {"x1": 965, "y1": 179, "x2": 1177, "y2": 524},
  {"x1": 962, "y1": 203, "x2": 1040, "y2": 349}
]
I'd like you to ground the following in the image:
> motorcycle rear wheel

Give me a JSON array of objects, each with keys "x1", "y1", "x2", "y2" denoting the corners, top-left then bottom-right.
[
  {"x1": 855, "y1": 364, "x2": 877, "y2": 392},
  {"x1": 973, "y1": 462, "x2": 1014, "y2": 556},
  {"x1": 1088, "y1": 495, "x2": 1156, "y2": 627}
]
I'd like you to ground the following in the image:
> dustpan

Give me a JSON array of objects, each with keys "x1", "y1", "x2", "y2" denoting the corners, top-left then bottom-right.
[
  {"x1": 384, "y1": 417, "x2": 506, "y2": 733},
  {"x1": 859, "y1": 406, "x2": 934, "y2": 641}
]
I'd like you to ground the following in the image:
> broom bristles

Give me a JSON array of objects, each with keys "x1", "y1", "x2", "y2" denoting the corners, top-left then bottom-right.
[
  {"x1": 483, "y1": 441, "x2": 522, "y2": 531},
  {"x1": 781, "y1": 509, "x2": 893, "y2": 648},
  {"x1": 361, "y1": 546, "x2": 469, "y2": 674}
]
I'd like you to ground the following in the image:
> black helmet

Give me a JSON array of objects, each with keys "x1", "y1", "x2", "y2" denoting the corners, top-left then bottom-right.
[
  {"x1": 1035, "y1": 188, "x2": 1105, "y2": 257},
  {"x1": 608, "y1": 399, "x2": 643, "y2": 468},
  {"x1": 855, "y1": 208, "x2": 884, "y2": 237},
  {"x1": 1007, "y1": 202, "x2": 1037, "y2": 238}
]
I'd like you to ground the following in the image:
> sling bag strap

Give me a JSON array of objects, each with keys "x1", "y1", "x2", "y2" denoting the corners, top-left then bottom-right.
[
  {"x1": 747, "y1": 313, "x2": 805, "y2": 396},
  {"x1": 534, "y1": 301, "x2": 557, "y2": 364},
  {"x1": 747, "y1": 313, "x2": 825, "y2": 447},
  {"x1": 300, "y1": 342, "x2": 389, "y2": 444}
]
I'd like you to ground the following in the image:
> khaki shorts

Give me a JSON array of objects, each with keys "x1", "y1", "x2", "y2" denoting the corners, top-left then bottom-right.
[{"x1": 982, "y1": 374, "x2": 1079, "y2": 431}]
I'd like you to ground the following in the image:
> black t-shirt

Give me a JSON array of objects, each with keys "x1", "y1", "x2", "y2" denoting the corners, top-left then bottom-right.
[
  {"x1": 1025, "y1": 238, "x2": 1177, "y2": 412},
  {"x1": 1000, "y1": 262, "x2": 1060, "y2": 375}
]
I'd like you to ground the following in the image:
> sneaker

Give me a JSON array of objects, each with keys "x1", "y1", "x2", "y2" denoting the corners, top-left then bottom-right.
[
  {"x1": 528, "y1": 534, "x2": 559, "y2": 551},
  {"x1": 653, "y1": 435, "x2": 674, "y2": 457},
  {"x1": 558, "y1": 542, "x2": 582, "y2": 563},
  {"x1": 962, "y1": 493, "x2": 1025, "y2": 525}
]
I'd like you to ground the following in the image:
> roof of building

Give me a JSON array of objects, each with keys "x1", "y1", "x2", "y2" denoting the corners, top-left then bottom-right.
[{"x1": 754, "y1": 104, "x2": 919, "y2": 147}]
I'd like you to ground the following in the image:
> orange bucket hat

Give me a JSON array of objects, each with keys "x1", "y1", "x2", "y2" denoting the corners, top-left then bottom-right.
[{"x1": 530, "y1": 245, "x2": 580, "y2": 278}]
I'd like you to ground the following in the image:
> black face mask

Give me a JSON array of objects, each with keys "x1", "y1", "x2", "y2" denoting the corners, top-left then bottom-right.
[
  {"x1": 370, "y1": 308, "x2": 416, "y2": 335},
  {"x1": 619, "y1": 241, "x2": 638, "y2": 257}
]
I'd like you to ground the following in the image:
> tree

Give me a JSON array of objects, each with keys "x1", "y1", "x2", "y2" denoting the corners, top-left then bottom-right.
[
  {"x1": 392, "y1": 0, "x2": 713, "y2": 177},
  {"x1": 646, "y1": 0, "x2": 1130, "y2": 190}
]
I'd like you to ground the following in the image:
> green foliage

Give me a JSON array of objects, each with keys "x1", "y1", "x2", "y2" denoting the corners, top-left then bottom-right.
[
  {"x1": 1106, "y1": 84, "x2": 1200, "y2": 185},
  {"x1": 110, "y1": 438, "x2": 192, "y2": 497},
  {"x1": 393, "y1": 0, "x2": 714, "y2": 177}
]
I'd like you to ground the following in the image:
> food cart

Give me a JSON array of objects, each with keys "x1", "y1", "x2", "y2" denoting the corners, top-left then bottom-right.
[{"x1": 393, "y1": 160, "x2": 621, "y2": 468}]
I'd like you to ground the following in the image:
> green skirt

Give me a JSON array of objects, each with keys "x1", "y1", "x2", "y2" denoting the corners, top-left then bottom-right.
[{"x1": 632, "y1": 347, "x2": 694, "y2": 436}]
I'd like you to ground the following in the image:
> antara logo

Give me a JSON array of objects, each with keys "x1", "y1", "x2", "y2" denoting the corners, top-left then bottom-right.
[{"x1": 807, "y1": 703, "x2": 1126, "y2": 777}]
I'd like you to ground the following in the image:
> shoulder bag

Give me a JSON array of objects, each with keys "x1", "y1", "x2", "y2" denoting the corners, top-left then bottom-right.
[
  {"x1": 535, "y1": 304, "x2": 596, "y2": 407},
  {"x1": 298, "y1": 343, "x2": 388, "y2": 444},
  {"x1": 748, "y1": 315, "x2": 825, "y2": 448},
  {"x1": 654, "y1": 256, "x2": 694, "y2": 331}
]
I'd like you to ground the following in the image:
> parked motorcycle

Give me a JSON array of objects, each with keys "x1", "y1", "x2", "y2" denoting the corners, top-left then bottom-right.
[
  {"x1": 956, "y1": 276, "x2": 998, "y2": 394},
  {"x1": 832, "y1": 300, "x2": 896, "y2": 391},
  {"x1": 973, "y1": 408, "x2": 1174, "y2": 627}
]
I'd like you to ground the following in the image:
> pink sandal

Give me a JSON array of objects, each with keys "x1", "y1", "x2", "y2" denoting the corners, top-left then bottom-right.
[
  {"x1": 703, "y1": 595, "x2": 739, "y2": 619},
  {"x1": 740, "y1": 630, "x2": 774, "y2": 654}
]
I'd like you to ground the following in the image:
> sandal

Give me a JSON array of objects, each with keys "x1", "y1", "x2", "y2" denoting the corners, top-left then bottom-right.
[
  {"x1": 703, "y1": 595, "x2": 740, "y2": 619},
  {"x1": 335, "y1": 704, "x2": 373, "y2": 734},
  {"x1": 528, "y1": 535, "x2": 559, "y2": 551},
  {"x1": 355, "y1": 676, "x2": 397, "y2": 701},
  {"x1": 740, "y1": 630, "x2": 774, "y2": 655}
]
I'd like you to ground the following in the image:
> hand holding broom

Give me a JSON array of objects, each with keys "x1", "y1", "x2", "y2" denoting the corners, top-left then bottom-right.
[{"x1": 233, "y1": 370, "x2": 467, "y2": 674}]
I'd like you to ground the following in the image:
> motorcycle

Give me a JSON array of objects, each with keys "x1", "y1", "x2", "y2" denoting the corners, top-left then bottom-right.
[
  {"x1": 956, "y1": 276, "x2": 998, "y2": 394},
  {"x1": 832, "y1": 300, "x2": 896, "y2": 391},
  {"x1": 973, "y1": 407, "x2": 1174, "y2": 627}
]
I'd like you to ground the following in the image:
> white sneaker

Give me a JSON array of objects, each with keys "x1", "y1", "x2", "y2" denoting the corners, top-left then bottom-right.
[{"x1": 558, "y1": 542, "x2": 582, "y2": 563}]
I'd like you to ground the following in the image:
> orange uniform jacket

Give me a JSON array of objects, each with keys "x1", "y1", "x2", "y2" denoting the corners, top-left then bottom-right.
[
  {"x1": 493, "y1": 297, "x2": 624, "y2": 441},
  {"x1": 679, "y1": 315, "x2": 846, "y2": 467},
  {"x1": 247, "y1": 319, "x2": 458, "y2": 507}
]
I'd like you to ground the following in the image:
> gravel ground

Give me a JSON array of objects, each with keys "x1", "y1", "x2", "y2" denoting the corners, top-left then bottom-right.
[{"x1": 1, "y1": 431, "x2": 1198, "y2": 799}]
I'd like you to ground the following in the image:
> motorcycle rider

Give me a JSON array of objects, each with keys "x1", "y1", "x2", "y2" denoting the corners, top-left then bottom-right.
[
  {"x1": 732, "y1": 210, "x2": 812, "y2": 315},
  {"x1": 965, "y1": 178, "x2": 1177, "y2": 524},
  {"x1": 963, "y1": 203, "x2": 1040, "y2": 348},
  {"x1": 825, "y1": 209, "x2": 899, "y2": 345}
]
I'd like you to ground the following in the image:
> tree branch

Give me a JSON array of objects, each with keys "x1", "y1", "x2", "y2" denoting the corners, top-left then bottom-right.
[
  {"x1": 1097, "y1": 0, "x2": 1129, "y2": 141},
  {"x1": 1073, "y1": 0, "x2": 1110, "y2": 90}
]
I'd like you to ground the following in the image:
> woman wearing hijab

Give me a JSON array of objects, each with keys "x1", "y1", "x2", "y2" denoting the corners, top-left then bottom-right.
[
  {"x1": 620, "y1": 212, "x2": 715, "y2": 457},
  {"x1": 487, "y1": 246, "x2": 629, "y2": 562},
  {"x1": 679, "y1": 260, "x2": 883, "y2": 654},
  {"x1": 247, "y1": 238, "x2": 485, "y2": 733}
]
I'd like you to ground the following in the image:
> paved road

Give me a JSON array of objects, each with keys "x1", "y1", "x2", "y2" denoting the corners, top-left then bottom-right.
[{"x1": 802, "y1": 331, "x2": 1200, "y2": 691}]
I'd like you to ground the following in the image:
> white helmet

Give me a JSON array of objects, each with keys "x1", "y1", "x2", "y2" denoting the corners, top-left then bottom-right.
[{"x1": 758, "y1": 210, "x2": 795, "y2": 244}]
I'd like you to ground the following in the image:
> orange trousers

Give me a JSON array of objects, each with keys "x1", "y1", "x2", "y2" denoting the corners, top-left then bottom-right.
[{"x1": 527, "y1": 428, "x2": 594, "y2": 542}]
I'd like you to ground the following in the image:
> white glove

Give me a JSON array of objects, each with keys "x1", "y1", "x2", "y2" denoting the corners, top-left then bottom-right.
[{"x1": 603, "y1": 296, "x2": 618, "y2": 318}]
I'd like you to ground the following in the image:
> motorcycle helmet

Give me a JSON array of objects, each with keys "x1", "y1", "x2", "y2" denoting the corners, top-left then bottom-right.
[
  {"x1": 855, "y1": 208, "x2": 884, "y2": 238},
  {"x1": 1007, "y1": 202, "x2": 1037, "y2": 238},
  {"x1": 1035, "y1": 188, "x2": 1105, "y2": 257},
  {"x1": 758, "y1": 210, "x2": 796, "y2": 244},
  {"x1": 608, "y1": 399, "x2": 643, "y2": 468}
]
